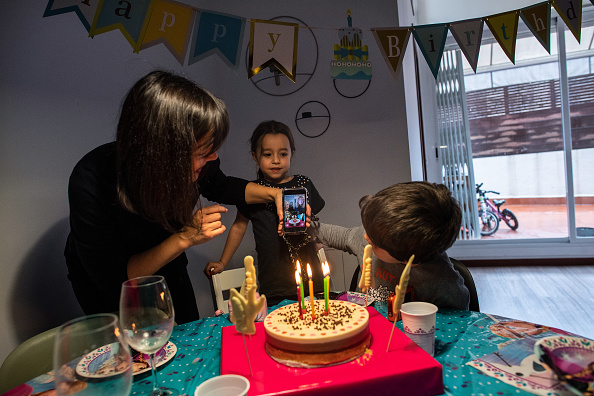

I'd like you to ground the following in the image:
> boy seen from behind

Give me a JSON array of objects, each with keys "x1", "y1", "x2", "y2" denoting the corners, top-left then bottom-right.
[{"x1": 314, "y1": 181, "x2": 470, "y2": 310}]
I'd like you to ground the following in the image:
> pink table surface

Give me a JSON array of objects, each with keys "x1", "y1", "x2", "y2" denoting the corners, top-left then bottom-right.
[{"x1": 221, "y1": 307, "x2": 443, "y2": 396}]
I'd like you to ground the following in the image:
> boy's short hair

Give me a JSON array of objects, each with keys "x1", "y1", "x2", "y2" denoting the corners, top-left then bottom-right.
[{"x1": 360, "y1": 182, "x2": 462, "y2": 263}]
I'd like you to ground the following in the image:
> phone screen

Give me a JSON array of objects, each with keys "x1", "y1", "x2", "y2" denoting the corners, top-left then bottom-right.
[{"x1": 283, "y1": 188, "x2": 308, "y2": 234}]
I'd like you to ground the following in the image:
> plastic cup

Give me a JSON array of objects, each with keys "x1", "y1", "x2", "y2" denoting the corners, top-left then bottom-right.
[
  {"x1": 194, "y1": 374, "x2": 250, "y2": 396},
  {"x1": 400, "y1": 302, "x2": 438, "y2": 356}
]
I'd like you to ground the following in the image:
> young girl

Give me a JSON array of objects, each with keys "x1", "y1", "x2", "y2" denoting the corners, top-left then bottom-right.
[{"x1": 205, "y1": 120, "x2": 325, "y2": 306}]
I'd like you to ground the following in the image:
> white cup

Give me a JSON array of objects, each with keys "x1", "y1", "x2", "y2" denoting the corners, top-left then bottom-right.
[
  {"x1": 400, "y1": 302, "x2": 438, "y2": 356},
  {"x1": 195, "y1": 374, "x2": 250, "y2": 396}
]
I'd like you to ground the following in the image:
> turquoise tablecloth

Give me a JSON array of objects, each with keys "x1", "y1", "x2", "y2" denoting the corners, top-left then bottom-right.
[{"x1": 12, "y1": 300, "x2": 579, "y2": 396}]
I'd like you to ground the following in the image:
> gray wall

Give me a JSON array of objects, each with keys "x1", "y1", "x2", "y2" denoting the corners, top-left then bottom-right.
[{"x1": 0, "y1": 0, "x2": 412, "y2": 363}]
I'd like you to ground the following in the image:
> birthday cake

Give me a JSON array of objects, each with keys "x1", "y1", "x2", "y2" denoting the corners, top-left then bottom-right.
[{"x1": 263, "y1": 300, "x2": 371, "y2": 368}]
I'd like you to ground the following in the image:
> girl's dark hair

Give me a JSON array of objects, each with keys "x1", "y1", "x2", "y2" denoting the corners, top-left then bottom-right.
[
  {"x1": 249, "y1": 120, "x2": 295, "y2": 179},
  {"x1": 116, "y1": 70, "x2": 229, "y2": 232},
  {"x1": 360, "y1": 182, "x2": 462, "y2": 263}
]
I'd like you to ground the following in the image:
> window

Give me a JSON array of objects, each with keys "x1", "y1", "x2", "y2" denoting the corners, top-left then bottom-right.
[{"x1": 435, "y1": 9, "x2": 594, "y2": 259}]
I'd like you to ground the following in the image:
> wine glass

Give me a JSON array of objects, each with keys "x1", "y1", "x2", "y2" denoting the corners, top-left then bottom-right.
[
  {"x1": 120, "y1": 275, "x2": 177, "y2": 396},
  {"x1": 53, "y1": 313, "x2": 132, "y2": 395}
]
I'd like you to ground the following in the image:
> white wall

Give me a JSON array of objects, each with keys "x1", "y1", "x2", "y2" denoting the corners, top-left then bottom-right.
[
  {"x1": 473, "y1": 148, "x2": 594, "y2": 198},
  {"x1": 0, "y1": 1, "x2": 410, "y2": 363}
]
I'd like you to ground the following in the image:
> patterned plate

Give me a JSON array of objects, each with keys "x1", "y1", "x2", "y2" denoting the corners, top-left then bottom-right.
[
  {"x1": 75, "y1": 341, "x2": 176, "y2": 378},
  {"x1": 534, "y1": 336, "x2": 594, "y2": 395}
]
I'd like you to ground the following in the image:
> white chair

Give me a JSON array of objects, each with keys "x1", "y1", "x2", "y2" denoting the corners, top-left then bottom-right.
[{"x1": 211, "y1": 268, "x2": 246, "y2": 313}]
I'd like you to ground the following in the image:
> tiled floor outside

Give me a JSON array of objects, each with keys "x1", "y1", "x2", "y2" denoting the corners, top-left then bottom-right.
[{"x1": 479, "y1": 204, "x2": 594, "y2": 240}]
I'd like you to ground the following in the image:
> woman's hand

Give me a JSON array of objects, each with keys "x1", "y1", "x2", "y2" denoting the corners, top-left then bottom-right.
[
  {"x1": 178, "y1": 204, "x2": 228, "y2": 248},
  {"x1": 204, "y1": 260, "x2": 225, "y2": 278}
]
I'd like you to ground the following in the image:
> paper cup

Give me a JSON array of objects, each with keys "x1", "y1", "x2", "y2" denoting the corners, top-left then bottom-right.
[
  {"x1": 400, "y1": 302, "x2": 438, "y2": 356},
  {"x1": 195, "y1": 374, "x2": 250, "y2": 396}
]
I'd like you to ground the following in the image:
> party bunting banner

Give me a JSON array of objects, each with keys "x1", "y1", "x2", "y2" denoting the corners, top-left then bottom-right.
[
  {"x1": 90, "y1": 0, "x2": 155, "y2": 51},
  {"x1": 412, "y1": 24, "x2": 449, "y2": 78},
  {"x1": 43, "y1": 0, "x2": 100, "y2": 32},
  {"x1": 449, "y1": 19, "x2": 484, "y2": 73},
  {"x1": 552, "y1": 0, "x2": 582, "y2": 43},
  {"x1": 139, "y1": 0, "x2": 196, "y2": 64},
  {"x1": 44, "y1": 0, "x2": 594, "y2": 82},
  {"x1": 520, "y1": 2, "x2": 551, "y2": 53},
  {"x1": 189, "y1": 11, "x2": 246, "y2": 69},
  {"x1": 248, "y1": 19, "x2": 299, "y2": 82},
  {"x1": 484, "y1": 10, "x2": 519, "y2": 64},
  {"x1": 371, "y1": 28, "x2": 411, "y2": 81}
]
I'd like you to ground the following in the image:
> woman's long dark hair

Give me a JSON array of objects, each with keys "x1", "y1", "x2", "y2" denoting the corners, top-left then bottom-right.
[{"x1": 116, "y1": 71, "x2": 229, "y2": 232}]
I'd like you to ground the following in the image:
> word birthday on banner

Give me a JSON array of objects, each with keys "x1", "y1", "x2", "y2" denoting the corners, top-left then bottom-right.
[{"x1": 44, "y1": 0, "x2": 591, "y2": 82}]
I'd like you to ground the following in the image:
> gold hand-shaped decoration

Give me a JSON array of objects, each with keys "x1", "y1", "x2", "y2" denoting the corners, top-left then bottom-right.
[
  {"x1": 230, "y1": 284, "x2": 266, "y2": 335},
  {"x1": 393, "y1": 254, "x2": 414, "y2": 318},
  {"x1": 240, "y1": 256, "x2": 256, "y2": 298},
  {"x1": 358, "y1": 245, "x2": 373, "y2": 293},
  {"x1": 387, "y1": 254, "x2": 415, "y2": 352}
]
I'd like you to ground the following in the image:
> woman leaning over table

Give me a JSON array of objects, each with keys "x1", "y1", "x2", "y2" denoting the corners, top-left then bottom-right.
[{"x1": 64, "y1": 70, "x2": 283, "y2": 324}]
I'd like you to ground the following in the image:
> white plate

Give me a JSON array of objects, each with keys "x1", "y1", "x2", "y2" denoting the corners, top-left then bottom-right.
[
  {"x1": 76, "y1": 341, "x2": 176, "y2": 378},
  {"x1": 534, "y1": 336, "x2": 594, "y2": 395}
]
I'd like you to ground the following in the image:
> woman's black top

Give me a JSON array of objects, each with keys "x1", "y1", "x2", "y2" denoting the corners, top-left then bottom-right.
[{"x1": 65, "y1": 142, "x2": 247, "y2": 323}]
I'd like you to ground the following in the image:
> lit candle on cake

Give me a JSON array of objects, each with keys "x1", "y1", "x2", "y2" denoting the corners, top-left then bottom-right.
[
  {"x1": 307, "y1": 263, "x2": 316, "y2": 319},
  {"x1": 295, "y1": 270, "x2": 303, "y2": 319},
  {"x1": 296, "y1": 261, "x2": 305, "y2": 313},
  {"x1": 322, "y1": 261, "x2": 330, "y2": 315}
]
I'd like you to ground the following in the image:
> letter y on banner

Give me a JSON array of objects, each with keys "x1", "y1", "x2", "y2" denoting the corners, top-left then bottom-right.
[
  {"x1": 371, "y1": 27, "x2": 411, "y2": 82},
  {"x1": 248, "y1": 19, "x2": 299, "y2": 83}
]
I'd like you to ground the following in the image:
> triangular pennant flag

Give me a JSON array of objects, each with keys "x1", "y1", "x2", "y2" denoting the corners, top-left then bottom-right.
[
  {"x1": 189, "y1": 11, "x2": 246, "y2": 69},
  {"x1": 412, "y1": 24, "x2": 449, "y2": 78},
  {"x1": 371, "y1": 27, "x2": 411, "y2": 81},
  {"x1": 520, "y1": 2, "x2": 551, "y2": 53},
  {"x1": 90, "y1": 0, "x2": 155, "y2": 52},
  {"x1": 139, "y1": 0, "x2": 196, "y2": 63},
  {"x1": 248, "y1": 19, "x2": 299, "y2": 83},
  {"x1": 43, "y1": 0, "x2": 100, "y2": 32},
  {"x1": 552, "y1": 0, "x2": 582, "y2": 43},
  {"x1": 449, "y1": 19, "x2": 484, "y2": 73},
  {"x1": 484, "y1": 10, "x2": 519, "y2": 64}
]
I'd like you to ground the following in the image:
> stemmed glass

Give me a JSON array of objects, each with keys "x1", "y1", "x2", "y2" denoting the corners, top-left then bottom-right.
[
  {"x1": 120, "y1": 275, "x2": 177, "y2": 396},
  {"x1": 53, "y1": 313, "x2": 132, "y2": 395}
]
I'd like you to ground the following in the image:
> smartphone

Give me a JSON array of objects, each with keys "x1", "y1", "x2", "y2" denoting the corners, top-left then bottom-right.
[{"x1": 282, "y1": 187, "x2": 308, "y2": 234}]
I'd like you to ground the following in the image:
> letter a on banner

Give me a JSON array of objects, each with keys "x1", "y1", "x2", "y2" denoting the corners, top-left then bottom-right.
[
  {"x1": 552, "y1": 0, "x2": 582, "y2": 43},
  {"x1": 189, "y1": 11, "x2": 246, "y2": 69},
  {"x1": 44, "y1": 0, "x2": 100, "y2": 32},
  {"x1": 139, "y1": 0, "x2": 196, "y2": 63},
  {"x1": 485, "y1": 11, "x2": 519, "y2": 64},
  {"x1": 412, "y1": 24, "x2": 449, "y2": 78},
  {"x1": 449, "y1": 19, "x2": 484, "y2": 73},
  {"x1": 248, "y1": 19, "x2": 299, "y2": 83},
  {"x1": 520, "y1": 2, "x2": 551, "y2": 53},
  {"x1": 371, "y1": 27, "x2": 411, "y2": 81},
  {"x1": 90, "y1": 0, "x2": 155, "y2": 51}
]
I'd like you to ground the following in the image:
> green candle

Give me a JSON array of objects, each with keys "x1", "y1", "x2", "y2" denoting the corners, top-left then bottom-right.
[
  {"x1": 322, "y1": 262, "x2": 330, "y2": 314},
  {"x1": 297, "y1": 261, "x2": 305, "y2": 310},
  {"x1": 324, "y1": 276, "x2": 329, "y2": 313}
]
